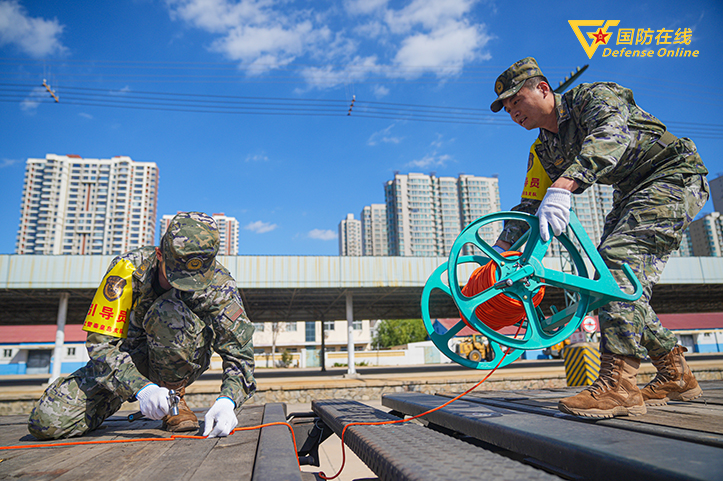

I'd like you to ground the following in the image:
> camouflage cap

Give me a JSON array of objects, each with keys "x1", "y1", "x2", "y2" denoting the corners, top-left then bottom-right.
[
  {"x1": 490, "y1": 57, "x2": 547, "y2": 113},
  {"x1": 161, "y1": 212, "x2": 220, "y2": 291}
]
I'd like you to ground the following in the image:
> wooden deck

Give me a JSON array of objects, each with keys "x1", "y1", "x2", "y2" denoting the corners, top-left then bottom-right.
[
  {"x1": 0, "y1": 404, "x2": 308, "y2": 481},
  {"x1": 440, "y1": 379, "x2": 723, "y2": 443},
  {"x1": 3, "y1": 381, "x2": 723, "y2": 480}
]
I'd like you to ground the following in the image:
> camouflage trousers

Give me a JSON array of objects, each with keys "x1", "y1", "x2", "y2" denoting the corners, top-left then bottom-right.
[
  {"x1": 28, "y1": 290, "x2": 213, "y2": 440},
  {"x1": 598, "y1": 169, "x2": 709, "y2": 359}
]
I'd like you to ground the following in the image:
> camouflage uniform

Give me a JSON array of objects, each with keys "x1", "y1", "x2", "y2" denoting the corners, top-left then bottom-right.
[
  {"x1": 28, "y1": 213, "x2": 256, "y2": 440},
  {"x1": 498, "y1": 81, "x2": 709, "y2": 359}
]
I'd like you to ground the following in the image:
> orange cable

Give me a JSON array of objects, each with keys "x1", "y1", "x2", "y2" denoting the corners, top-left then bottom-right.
[
  {"x1": 3, "y1": 317, "x2": 523, "y2": 478},
  {"x1": 319, "y1": 324, "x2": 522, "y2": 480},
  {"x1": 462, "y1": 251, "x2": 545, "y2": 331},
  {"x1": 0, "y1": 421, "x2": 300, "y2": 468}
]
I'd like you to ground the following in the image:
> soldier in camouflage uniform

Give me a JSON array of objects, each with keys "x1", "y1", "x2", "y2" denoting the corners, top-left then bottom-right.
[
  {"x1": 489, "y1": 58, "x2": 709, "y2": 418},
  {"x1": 28, "y1": 212, "x2": 256, "y2": 439}
]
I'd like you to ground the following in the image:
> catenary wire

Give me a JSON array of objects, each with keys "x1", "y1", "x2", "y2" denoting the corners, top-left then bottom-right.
[{"x1": 1, "y1": 81, "x2": 722, "y2": 138}]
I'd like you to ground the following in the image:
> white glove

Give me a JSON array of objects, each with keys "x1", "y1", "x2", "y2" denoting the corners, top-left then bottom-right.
[
  {"x1": 203, "y1": 397, "x2": 238, "y2": 438},
  {"x1": 537, "y1": 188, "x2": 571, "y2": 242},
  {"x1": 136, "y1": 383, "x2": 170, "y2": 420}
]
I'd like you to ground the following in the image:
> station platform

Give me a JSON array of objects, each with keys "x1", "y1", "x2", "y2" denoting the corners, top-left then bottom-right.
[{"x1": 3, "y1": 381, "x2": 721, "y2": 480}]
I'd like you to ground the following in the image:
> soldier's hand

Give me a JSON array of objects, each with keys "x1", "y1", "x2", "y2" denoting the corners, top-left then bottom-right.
[
  {"x1": 203, "y1": 397, "x2": 238, "y2": 438},
  {"x1": 537, "y1": 188, "x2": 571, "y2": 242},
  {"x1": 136, "y1": 383, "x2": 170, "y2": 420}
]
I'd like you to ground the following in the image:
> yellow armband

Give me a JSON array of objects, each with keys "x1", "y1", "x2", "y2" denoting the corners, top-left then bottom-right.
[
  {"x1": 82, "y1": 259, "x2": 135, "y2": 338},
  {"x1": 521, "y1": 139, "x2": 552, "y2": 200}
]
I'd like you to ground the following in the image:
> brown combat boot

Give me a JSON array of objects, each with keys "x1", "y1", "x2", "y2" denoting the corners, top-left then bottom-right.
[
  {"x1": 558, "y1": 353, "x2": 647, "y2": 418},
  {"x1": 641, "y1": 345, "x2": 702, "y2": 406},
  {"x1": 160, "y1": 384, "x2": 199, "y2": 432}
]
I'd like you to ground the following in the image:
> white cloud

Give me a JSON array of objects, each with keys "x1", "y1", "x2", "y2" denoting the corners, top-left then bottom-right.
[
  {"x1": 0, "y1": 158, "x2": 20, "y2": 168},
  {"x1": 372, "y1": 84, "x2": 389, "y2": 97},
  {"x1": 430, "y1": 132, "x2": 451, "y2": 148},
  {"x1": 246, "y1": 53, "x2": 295, "y2": 75},
  {"x1": 211, "y1": 21, "x2": 316, "y2": 63},
  {"x1": 345, "y1": 0, "x2": 389, "y2": 15},
  {"x1": 393, "y1": 20, "x2": 488, "y2": 78},
  {"x1": 109, "y1": 86, "x2": 131, "y2": 96},
  {"x1": 406, "y1": 152, "x2": 452, "y2": 169},
  {"x1": 384, "y1": 0, "x2": 475, "y2": 34},
  {"x1": 20, "y1": 86, "x2": 46, "y2": 113},
  {"x1": 352, "y1": 20, "x2": 386, "y2": 39},
  {"x1": 308, "y1": 229, "x2": 337, "y2": 241},
  {"x1": 368, "y1": 123, "x2": 402, "y2": 146},
  {"x1": 245, "y1": 220, "x2": 277, "y2": 234},
  {"x1": 164, "y1": 0, "x2": 492, "y2": 88},
  {"x1": 245, "y1": 152, "x2": 269, "y2": 162},
  {"x1": 166, "y1": 0, "x2": 270, "y2": 33},
  {"x1": 78, "y1": 112, "x2": 93, "y2": 119},
  {"x1": 168, "y1": 0, "x2": 330, "y2": 71},
  {"x1": 301, "y1": 55, "x2": 380, "y2": 90},
  {"x1": 0, "y1": 0, "x2": 67, "y2": 57}
]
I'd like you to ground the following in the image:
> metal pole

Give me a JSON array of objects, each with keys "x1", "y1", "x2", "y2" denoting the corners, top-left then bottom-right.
[
  {"x1": 320, "y1": 316, "x2": 326, "y2": 372},
  {"x1": 50, "y1": 292, "x2": 69, "y2": 383},
  {"x1": 346, "y1": 292, "x2": 356, "y2": 375}
]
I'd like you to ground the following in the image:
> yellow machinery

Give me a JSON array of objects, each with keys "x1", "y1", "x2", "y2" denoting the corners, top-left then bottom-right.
[
  {"x1": 543, "y1": 339, "x2": 571, "y2": 359},
  {"x1": 456, "y1": 334, "x2": 491, "y2": 362}
]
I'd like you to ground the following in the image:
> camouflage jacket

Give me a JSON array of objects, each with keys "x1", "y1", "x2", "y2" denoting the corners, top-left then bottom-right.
[
  {"x1": 499, "y1": 82, "x2": 707, "y2": 244},
  {"x1": 85, "y1": 247, "x2": 256, "y2": 406}
]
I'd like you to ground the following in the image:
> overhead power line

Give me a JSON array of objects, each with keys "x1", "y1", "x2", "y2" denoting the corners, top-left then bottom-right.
[{"x1": 1, "y1": 81, "x2": 722, "y2": 139}]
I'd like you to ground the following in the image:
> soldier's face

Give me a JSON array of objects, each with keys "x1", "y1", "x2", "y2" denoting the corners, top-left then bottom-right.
[{"x1": 502, "y1": 85, "x2": 549, "y2": 130}]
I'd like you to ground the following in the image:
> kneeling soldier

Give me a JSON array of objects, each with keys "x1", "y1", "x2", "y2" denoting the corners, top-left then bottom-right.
[{"x1": 28, "y1": 212, "x2": 256, "y2": 439}]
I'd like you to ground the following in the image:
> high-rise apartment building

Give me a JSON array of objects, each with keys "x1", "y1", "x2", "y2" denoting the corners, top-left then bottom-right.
[
  {"x1": 549, "y1": 183, "x2": 614, "y2": 257},
  {"x1": 338, "y1": 213, "x2": 362, "y2": 256},
  {"x1": 689, "y1": 212, "x2": 723, "y2": 257},
  {"x1": 16, "y1": 154, "x2": 158, "y2": 255},
  {"x1": 673, "y1": 228, "x2": 694, "y2": 257},
  {"x1": 213, "y1": 213, "x2": 240, "y2": 255},
  {"x1": 361, "y1": 204, "x2": 388, "y2": 256},
  {"x1": 160, "y1": 213, "x2": 239, "y2": 255},
  {"x1": 710, "y1": 174, "x2": 723, "y2": 214},
  {"x1": 458, "y1": 174, "x2": 502, "y2": 248},
  {"x1": 384, "y1": 173, "x2": 501, "y2": 257}
]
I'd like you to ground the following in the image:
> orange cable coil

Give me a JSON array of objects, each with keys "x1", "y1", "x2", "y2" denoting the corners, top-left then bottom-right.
[{"x1": 460, "y1": 251, "x2": 545, "y2": 331}]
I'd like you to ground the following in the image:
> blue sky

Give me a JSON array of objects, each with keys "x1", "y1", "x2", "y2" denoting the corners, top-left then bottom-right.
[{"x1": 1, "y1": 0, "x2": 722, "y2": 255}]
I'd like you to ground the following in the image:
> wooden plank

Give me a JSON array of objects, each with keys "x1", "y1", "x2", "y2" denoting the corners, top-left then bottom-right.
[
  {"x1": 1, "y1": 441, "x2": 118, "y2": 480},
  {"x1": 190, "y1": 405, "x2": 264, "y2": 481},
  {"x1": 458, "y1": 385, "x2": 723, "y2": 436},
  {"x1": 691, "y1": 382, "x2": 723, "y2": 406},
  {"x1": 0, "y1": 407, "x2": 265, "y2": 481},
  {"x1": 252, "y1": 403, "x2": 302, "y2": 481},
  {"x1": 621, "y1": 403, "x2": 723, "y2": 435},
  {"x1": 53, "y1": 442, "x2": 176, "y2": 481},
  {"x1": 132, "y1": 437, "x2": 218, "y2": 480}
]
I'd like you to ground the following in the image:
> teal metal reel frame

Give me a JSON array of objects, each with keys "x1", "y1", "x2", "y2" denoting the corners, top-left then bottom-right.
[{"x1": 421, "y1": 211, "x2": 643, "y2": 370}]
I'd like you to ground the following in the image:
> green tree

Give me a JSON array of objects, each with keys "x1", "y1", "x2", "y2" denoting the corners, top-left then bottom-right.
[{"x1": 372, "y1": 319, "x2": 428, "y2": 349}]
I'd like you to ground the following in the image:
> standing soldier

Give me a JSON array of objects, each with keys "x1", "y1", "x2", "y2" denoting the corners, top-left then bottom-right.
[
  {"x1": 28, "y1": 212, "x2": 256, "y2": 438},
  {"x1": 489, "y1": 57, "x2": 708, "y2": 418}
]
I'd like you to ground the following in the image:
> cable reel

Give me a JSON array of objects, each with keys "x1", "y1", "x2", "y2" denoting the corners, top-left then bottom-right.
[{"x1": 421, "y1": 211, "x2": 643, "y2": 370}]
